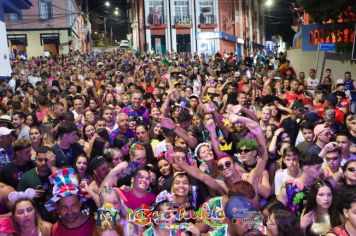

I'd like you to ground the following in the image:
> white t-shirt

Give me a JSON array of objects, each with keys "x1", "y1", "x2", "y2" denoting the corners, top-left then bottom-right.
[
  {"x1": 274, "y1": 168, "x2": 302, "y2": 195},
  {"x1": 8, "y1": 78, "x2": 16, "y2": 93},
  {"x1": 341, "y1": 154, "x2": 356, "y2": 166},
  {"x1": 28, "y1": 75, "x2": 41, "y2": 87},
  {"x1": 305, "y1": 77, "x2": 320, "y2": 96}
]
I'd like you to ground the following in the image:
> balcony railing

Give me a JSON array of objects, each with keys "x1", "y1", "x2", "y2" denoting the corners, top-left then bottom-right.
[
  {"x1": 199, "y1": 14, "x2": 216, "y2": 24},
  {"x1": 174, "y1": 15, "x2": 192, "y2": 25},
  {"x1": 147, "y1": 13, "x2": 166, "y2": 25}
]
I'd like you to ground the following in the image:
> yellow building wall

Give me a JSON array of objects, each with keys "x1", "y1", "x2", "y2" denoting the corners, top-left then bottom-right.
[{"x1": 8, "y1": 29, "x2": 71, "y2": 58}]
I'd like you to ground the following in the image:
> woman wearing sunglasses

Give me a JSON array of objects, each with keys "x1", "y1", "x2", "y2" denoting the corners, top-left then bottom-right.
[{"x1": 343, "y1": 160, "x2": 356, "y2": 186}]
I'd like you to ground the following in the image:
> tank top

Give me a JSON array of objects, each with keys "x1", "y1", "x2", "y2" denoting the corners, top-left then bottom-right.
[
  {"x1": 285, "y1": 92, "x2": 304, "y2": 106},
  {"x1": 344, "y1": 80, "x2": 356, "y2": 101},
  {"x1": 328, "y1": 225, "x2": 350, "y2": 236},
  {"x1": 51, "y1": 217, "x2": 95, "y2": 236}
]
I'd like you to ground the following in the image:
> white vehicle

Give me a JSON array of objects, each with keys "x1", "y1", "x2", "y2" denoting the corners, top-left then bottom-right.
[{"x1": 119, "y1": 40, "x2": 130, "y2": 48}]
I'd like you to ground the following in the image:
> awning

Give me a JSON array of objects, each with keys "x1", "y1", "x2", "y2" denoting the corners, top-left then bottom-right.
[
  {"x1": 8, "y1": 34, "x2": 27, "y2": 46},
  {"x1": 3, "y1": 0, "x2": 32, "y2": 14}
]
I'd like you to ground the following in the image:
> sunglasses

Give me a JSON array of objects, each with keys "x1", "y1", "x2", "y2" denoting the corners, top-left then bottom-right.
[
  {"x1": 347, "y1": 167, "x2": 356, "y2": 173},
  {"x1": 217, "y1": 161, "x2": 232, "y2": 171},
  {"x1": 238, "y1": 148, "x2": 253, "y2": 153},
  {"x1": 325, "y1": 156, "x2": 339, "y2": 162}
]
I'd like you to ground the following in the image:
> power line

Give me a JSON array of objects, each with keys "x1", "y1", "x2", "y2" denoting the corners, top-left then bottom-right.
[{"x1": 7, "y1": 13, "x2": 81, "y2": 27}]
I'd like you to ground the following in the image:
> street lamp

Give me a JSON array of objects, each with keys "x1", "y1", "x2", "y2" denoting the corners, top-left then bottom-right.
[
  {"x1": 105, "y1": 1, "x2": 110, "y2": 7},
  {"x1": 265, "y1": 0, "x2": 273, "y2": 7},
  {"x1": 114, "y1": 10, "x2": 119, "y2": 16}
]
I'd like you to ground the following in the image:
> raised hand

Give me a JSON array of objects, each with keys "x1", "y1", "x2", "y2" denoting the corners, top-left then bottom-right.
[
  {"x1": 300, "y1": 211, "x2": 315, "y2": 229},
  {"x1": 246, "y1": 121, "x2": 263, "y2": 137},
  {"x1": 227, "y1": 104, "x2": 242, "y2": 115},
  {"x1": 205, "y1": 119, "x2": 216, "y2": 132},
  {"x1": 223, "y1": 113, "x2": 240, "y2": 124},
  {"x1": 46, "y1": 151, "x2": 56, "y2": 170}
]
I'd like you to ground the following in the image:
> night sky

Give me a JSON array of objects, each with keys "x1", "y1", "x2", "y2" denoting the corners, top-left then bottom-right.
[
  {"x1": 82, "y1": 0, "x2": 129, "y2": 43},
  {"x1": 265, "y1": 0, "x2": 296, "y2": 46},
  {"x1": 81, "y1": 0, "x2": 295, "y2": 47}
]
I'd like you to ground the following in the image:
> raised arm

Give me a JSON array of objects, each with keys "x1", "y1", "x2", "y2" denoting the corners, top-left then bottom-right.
[
  {"x1": 173, "y1": 156, "x2": 226, "y2": 195},
  {"x1": 99, "y1": 161, "x2": 129, "y2": 192},
  {"x1": 160, "y1": 89, "x2": 175, "y2": 118},
  {"x1": 226, "y1": 104, "x2": 258, "y2": 121},
  {"x1": 205, "y1": 119, "x2": 226, "y2": 158},
  {"x1": 160, "y1": 117, "x2": 198, "y2": 148},
  {"x1": 245, "y1": 122, "x2": 269, "y2": 187}
]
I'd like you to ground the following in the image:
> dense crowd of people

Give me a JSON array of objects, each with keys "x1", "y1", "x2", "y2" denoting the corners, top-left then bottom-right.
[{"x1": 0, "y1": 49, "x2": 355, "y2": 236}]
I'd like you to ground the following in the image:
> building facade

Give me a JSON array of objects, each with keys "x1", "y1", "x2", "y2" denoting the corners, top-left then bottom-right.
[
  {"x1": 0, "y1": 0, "x2": 31, "y2": 79},
  {"x1": 5, "y1": 0, "x2": 89, "y2": 58},
  {"x1": 131, "y1": 0, "x2": 265, "y2": 56}
]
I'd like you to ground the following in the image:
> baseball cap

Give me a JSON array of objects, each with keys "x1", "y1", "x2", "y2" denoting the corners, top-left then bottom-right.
[
  {"x1": 304, "y1": 112, "x2": 321, "y2": 123},
  {"x1": 0, "y1": 115, "x2": 14, "y2": 128},
  {"x1": 313, "y1": 123, "x2": 331, "y2": 137},
  {"x1": 234, "y1": 71, "x2": 241, "y2": 77},
  {"x1": 324, "y1": 93, "x2": 337, "y2": 106},
  {"x1": 291, "y1": 101, "x2": 304, "y2": 110},
  {"x1": 336, "y1": 79, "x2": 344, "y2": 85},
  {"x1": 325, "y1": 109, "x2": 335, "y2": 121},
  {"x1": 224, "y1": 196, "x2": 253, "y2": 220},
  {"x1": 89, "y1": 155, "x2": 110, "y2": 172},
  {"x1": 0, "y1": 127, "x2": 14, "y2": 136},
  {"x1": 189, "y1": 94, "x2": 199, "y2": 100},
  {"x1": 50, "y1": 89, "x2": 59, "y2": 95}
]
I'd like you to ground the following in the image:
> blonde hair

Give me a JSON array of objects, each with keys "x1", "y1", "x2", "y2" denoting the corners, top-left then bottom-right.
[{"x1": 12, "y1": 198, "x2": 50, "y2": 236}]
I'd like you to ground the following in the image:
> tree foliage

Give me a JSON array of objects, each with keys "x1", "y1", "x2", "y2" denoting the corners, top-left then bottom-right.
[{"x1": 297, "y1": 0, "x2": 356, "y2": 24}]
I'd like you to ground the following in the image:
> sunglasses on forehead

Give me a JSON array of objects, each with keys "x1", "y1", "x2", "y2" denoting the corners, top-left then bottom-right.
[{"x1": 217, "y1": 161, "x2": 232, "y2": 171}]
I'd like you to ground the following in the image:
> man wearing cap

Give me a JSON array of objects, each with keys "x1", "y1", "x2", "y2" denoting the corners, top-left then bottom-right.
[
  {"x1": 51, "y1": 121, "x2": 85, "y2": 168},
  {"x1": 307, "y1": 123, "x2": 332, "y2": 156},
  {"x1": 189, "y1": 94, "x2": 200, "y2": 113},
  {"x1": 87, "y1": 156, "x2": 111, "y2": 198},
  {"x1": 0, "y1": 127, "x2": 15, "y2": 168},
  {"x1": 48, "y1": 168, "x2": 95, "y2": 235},
  {"x1": 0, "y1": 115, "x2": 14, "y2": 129},
  {"x1": 325, "y1": 93, "x2": 345, "y2": 123},
  {"x1": 0, "y1": 139, "x2": 34, "y2": 189},
  {"x1": 325, "y1": 109, "x2": 343, "y2": 135},
  {"x1": 220, "y1": 196, "x2": 256, "y2": 235},
  {"x1": 281, "y1": 100, "x2": 305, "y2": 145}
]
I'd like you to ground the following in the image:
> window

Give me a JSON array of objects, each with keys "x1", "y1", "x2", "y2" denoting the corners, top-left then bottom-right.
[
  {"x1": 9, "y1": 12, "x2": 22, "y2": 21},
  {"x1": 199, "y1": 0, "x2": 214, "y2": 24},
  {"x1": 39, "y1": 0, "x2": 53, "y2": 20},
  {"x1": 148, "y1": 0, "x2": 164, "y2": 24},
  {"x1": 174, "y1": 0, "x2": 190, "y2": 24}
]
